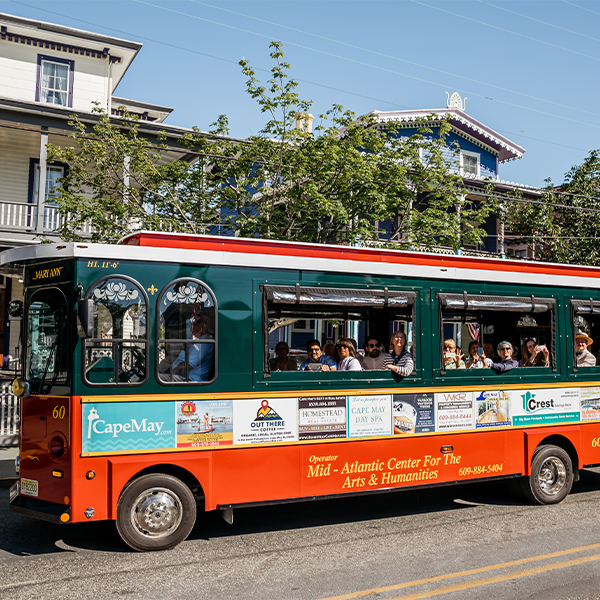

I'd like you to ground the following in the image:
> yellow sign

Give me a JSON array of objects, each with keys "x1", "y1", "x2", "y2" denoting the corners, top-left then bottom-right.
[{"x1": 32, "y1": 266, "x2": 63, "y2": 281}]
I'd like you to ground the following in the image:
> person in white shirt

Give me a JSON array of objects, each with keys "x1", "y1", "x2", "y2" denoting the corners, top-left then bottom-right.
[
  {"x1": 358, "y1": 337, "x2": 390, "y2": 370},
  {"x1": 336, "y1": 338, "x2": 362, "y2": 371}
]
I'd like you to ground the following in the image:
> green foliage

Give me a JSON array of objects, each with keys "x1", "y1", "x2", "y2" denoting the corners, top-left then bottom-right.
[
  {"x1": 506, "y1": 150, "x2": 600, "y2": 265},
  {"x1": 47, "y1": 43, "x2": 496, "y2": 250}
]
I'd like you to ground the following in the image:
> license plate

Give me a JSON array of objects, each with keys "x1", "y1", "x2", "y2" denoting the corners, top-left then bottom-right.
[{"x1": 20, "y1": 478, "x2": 38, "y2": 497}]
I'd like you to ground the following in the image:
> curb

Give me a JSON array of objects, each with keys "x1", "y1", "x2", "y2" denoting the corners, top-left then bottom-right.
[{"x1": 0, "y1": 477, "x2": 17, "y2": 488}]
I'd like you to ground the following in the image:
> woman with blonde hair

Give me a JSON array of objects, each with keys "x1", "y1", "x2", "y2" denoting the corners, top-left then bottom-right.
[{"x1": 385, "y1": 330, "x2": 414, "y2": 376}]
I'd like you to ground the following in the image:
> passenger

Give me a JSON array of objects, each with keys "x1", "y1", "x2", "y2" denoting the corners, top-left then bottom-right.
[
  {"x1": 443, "y1": 339, "x2": 465, "y2": 369},
  {"x1": 490, "y1": 341, "x2": 519, "y2": 373},
  {"x1": 323, "y1": 342, "x2": 336, "y2": 358},
  {"x1": 170, "y1": 315, "x2": 215, "y2": 381},
  {"x1": 358, "y1": 337, "x2": 390, "y2": 370},
  {"x1": 521, "y1": 338, "x2": 550, "y2": 367},
  {"x1": 269, "y1": 341, "x2": 298, "y2": 371},
  {"x1": 465, "y1": 341, "x2": 492, "y2": 369},
  {"x1": 482, "y1": 342, "x2": 497, "y2": 363},
  {"x1": 385, "y1": 330, "x2": 414, "y2": 376},
  {"x1": 300, "y1": 339, "x2": 337, "y2": 371},
  {"x1": 336, "y1": 338, "x2": 362, "y2": 371},
  {"x1": 575, "y1": 332, "x2": 596, "y2": 367}
]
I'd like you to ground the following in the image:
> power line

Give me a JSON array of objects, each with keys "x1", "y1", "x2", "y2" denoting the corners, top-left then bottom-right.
[
  {"x1": 191, "y1": 0, "x2": 600, "y2": 120},
  {"x1": 561, "y1": 0, "x2": 600, "y2": 18},
  {"x1": 132, "y1": 0, "x2": 600, "y2": 131}
]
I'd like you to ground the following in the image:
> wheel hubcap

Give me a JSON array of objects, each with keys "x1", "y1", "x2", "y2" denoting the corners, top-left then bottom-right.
[
  {"x1": 130, "y1": 487, "x2": 183, "y2": 539},
  {"x1": 538, "y1": 457, "x2": 566, "y2": 496}
]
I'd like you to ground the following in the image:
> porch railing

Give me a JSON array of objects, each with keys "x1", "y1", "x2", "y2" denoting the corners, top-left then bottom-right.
[
  {"x1": 0, "y1": 201, "x2": 92, "y2": 235},
  {"x1": 0, "y1": 382, "x2": 19, "y2": 445}
]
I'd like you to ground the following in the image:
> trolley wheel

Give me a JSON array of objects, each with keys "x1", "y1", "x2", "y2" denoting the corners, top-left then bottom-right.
[
  {"x1": 116, "y1": 473, "x2": 196, "y2": 551},
  {"x1": 520, "y1": 444, "x2": 573, "y2": 505}
]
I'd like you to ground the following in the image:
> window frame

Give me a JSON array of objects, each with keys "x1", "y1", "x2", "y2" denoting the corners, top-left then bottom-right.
[
  {"x1": 570, "y1": 299, "x2": 600, "y2": 373},
  {"x1": 155, "y1": 277, "x2": 218, "y2": 387},
  {"x1": 437, "y1": 292, "x2": 556, "y2": 376},
  {"x1": 460, "y1": 150, "x2": 480, "y2": 178},
  {"x1": 82, "y1": 274, "x2": 149, "y2": 388},
  {"x1": 36, "y1": 54, "x2": 74, "y2": 108}
]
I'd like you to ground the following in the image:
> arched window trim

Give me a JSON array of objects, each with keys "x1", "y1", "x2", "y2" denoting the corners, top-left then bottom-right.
[
  {"x1": 155, "y1": 277, "x2": 218, "y2": 386},
  {"x1": 82, "y1": 274, "x2": 149, "y2": 387}
]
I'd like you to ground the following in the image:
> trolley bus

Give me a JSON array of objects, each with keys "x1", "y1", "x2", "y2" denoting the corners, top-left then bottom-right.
[{"x1": 5, "y1": 231, "x2": 600, "y2": 551}]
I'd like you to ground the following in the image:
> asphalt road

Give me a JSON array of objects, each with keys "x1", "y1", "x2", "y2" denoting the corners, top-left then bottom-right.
[{"x1": 2, "y1": 471, "x2": 600, "y2": 600}]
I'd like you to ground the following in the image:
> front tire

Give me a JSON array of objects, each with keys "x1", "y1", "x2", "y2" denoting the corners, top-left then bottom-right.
[
  {"x1": 116, "y1": 473, "x2": 196, "y2": 551},
  {"x1": 520, "y1": 445, "x2": 573, "y2": 505}
]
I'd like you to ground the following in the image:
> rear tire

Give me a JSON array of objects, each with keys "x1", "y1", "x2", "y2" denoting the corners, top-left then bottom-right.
[
  {"x1": 116, "y1": 473, "x2": 196, "y2": 551},
  {"x1": 520, "y1": 445, "x2": 573, "y2": 505}
]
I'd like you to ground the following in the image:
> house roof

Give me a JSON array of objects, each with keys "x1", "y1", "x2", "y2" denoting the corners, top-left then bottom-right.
[
  {"x1": 371, "y1": 108, "x2": 526, "y2": 163},
  {"x1": 0, "y1": 12, "x2": 142, "y2": 92}
]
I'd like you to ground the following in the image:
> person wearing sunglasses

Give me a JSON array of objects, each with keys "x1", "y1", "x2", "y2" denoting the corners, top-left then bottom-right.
[
  {"x1": 490, "y1": 341, "x2": 519, "y2": 373},
  {"x1": 335, "y1": 338, "x2": 362, "y2": 371},
  {"x1": 385, "y1": 330, "x2": 414, "y2": 376},
  {"x1": 358, "y1": 337, "x2": 390, "y2": 370},
  {"x1": 299, "y1": 339, "x2": 337, "y2": 371}
]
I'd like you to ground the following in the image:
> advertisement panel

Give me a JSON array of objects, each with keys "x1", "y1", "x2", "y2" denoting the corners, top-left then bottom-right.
[
  {"x1": 82, "y1": 402, "x2": 176, "y2": 453},
  {"x1": 176, "y1": 399, "x2": 233, "y2": 447},
  {"x1": 393, "y1": 393, "x2": 435, "y2": 434},
  {"x1": 435, "y1": 392, "x2": 475, "y2": 432},
  {"x1": 474, "y1": 390, "x2": 511, "y2": 428},
  {"x1": 511, "y1": 388, "x2": 580, "y2": 425},
  {"x1": 347, "y1": 395, "x2": 392, "y2": 438},
  {"x1": 298, "y1": 396, "x2": 346, "y2": 440},
  {"x1": 580, "y1": 387, "x2": 600, "y2": 421},
  {"x1": 233, "y1": 398, "x2": 299, "y2": 444}
]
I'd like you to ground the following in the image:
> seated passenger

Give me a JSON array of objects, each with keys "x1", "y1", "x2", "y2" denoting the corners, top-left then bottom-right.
[
  {"x1": 170, "y1": 316, "x2": 215, "y2": 382},
  {"x1": 323, "y1": 342, "x2": 336, "y2": 359},
  {"x1": 443, "y1": 339, "x2": 465, "y2": 369},
  {"x1": 521, "y1": 338, "x2": 550, "y2": 367},
  {"x1": 575, "y1": 332, "x2": 596, "y2": 367},
  {"x1": 336, "y1": 338, "x2": 362, "y2": 371},
  {"x1": 482, "y1": 342, "x2": 497, "y2": 363},
  {"x1": 465, "y1": 341, "x2": 492, "y2": 369},
  {"x1": 490, "y1": 341, "x2": 519, "y2": 373},
  {"x1": 269, "y1": 341, "x2": 298, "y2": 371},
  {"x1": 300, "y1": 339, "x2": 337, "y2": 371},
  {"x1": 385, "y1": 330, "x2": 414, "y2": 376},
  {"x1": 358, "y1": 337, "x2": 390, "y2": 370}
]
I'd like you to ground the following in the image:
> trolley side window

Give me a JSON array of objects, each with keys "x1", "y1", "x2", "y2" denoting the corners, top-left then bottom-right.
[
  {"x1": 263, "y1": 285, "x2": 417, "y2": 376},
  {"x1": 83, "y1": 276, "x2": 148, "y2": 386},
  {"x1": 438, "y1": 293, "x2": 556, "y2": 374},
  {"x1": 571, "y1": 300, "x2": 600, "y2": 370},
  {"x1": 26, "y1": 288, "x2": 69, "y2": 387},
  {"x1": 156, "y1": 279, "x2": 217, "y2": 385}
]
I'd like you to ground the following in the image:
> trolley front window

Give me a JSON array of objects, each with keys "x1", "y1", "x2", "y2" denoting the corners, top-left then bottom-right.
[{"x1": 26, "y1": 288, "x2": 68, "y2": 387}]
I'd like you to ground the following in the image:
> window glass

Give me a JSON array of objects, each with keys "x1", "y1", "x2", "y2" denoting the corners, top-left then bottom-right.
[
  {"x1": 40, "y1": 60, "x2": 68, "y2": 106},
  {"x1": 264, "y1": 285, "x2": 416, "y2": 376},
  {"x1": 461, "y1": 153, "x2": 479, "y2": 177},
  {"x1": 571, "y1": 300, "x2": 600, "y2": 369},
  {"x1": 84, "y1": 277, "x2": 147, "y2": 385},
  {"x1": 157, "y1": 280, "x2": 216, "y2": 384},
  {"x1": 439, "y1": 293, "x2": 555, "y2": 374},
  {"x1": 26, "y1": 288, "x2": 68, "y2": 384}
]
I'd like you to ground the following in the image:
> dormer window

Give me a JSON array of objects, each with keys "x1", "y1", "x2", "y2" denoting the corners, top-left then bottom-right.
[
  {"x1": 36, "y1": 55, "x2": 74, "y2": 107},
  {"x1": 460, "y1": 151, "x2": 480, "y2": 178}
]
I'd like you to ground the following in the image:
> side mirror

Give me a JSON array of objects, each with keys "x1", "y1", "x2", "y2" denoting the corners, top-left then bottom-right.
[
  {"x1": 77, "y1": 299, "x2": 93, "y2": 338},
  {"x1": 7, "y1": 300, "x2": 23, "y2": 319}
]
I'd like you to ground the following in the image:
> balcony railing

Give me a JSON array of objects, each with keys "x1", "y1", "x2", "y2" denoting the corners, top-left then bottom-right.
[
  {"x1": 0, "y1": 382, "x2": 19, "y2": 444},
  {"x1": 0, "y1": 201, "x2": 92, "y2": 236}
]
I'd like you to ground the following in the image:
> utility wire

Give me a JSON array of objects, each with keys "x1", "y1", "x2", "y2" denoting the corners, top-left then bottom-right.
[
  {"x1": 191, "y1": 0, "x2": 600, "y2": 119},
  {"x1": 561, "y1": 0, "x2": 600, "y2": 18},
  {"x1": 132, "y1": 0, "x2": 600, "y2": 131}
]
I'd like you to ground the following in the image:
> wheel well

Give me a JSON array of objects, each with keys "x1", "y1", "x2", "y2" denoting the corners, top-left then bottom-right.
[
  {"x1": 123, "y1": 464, "x2": 205, "y2": 508},
  {"x1": 535, "y1": 435, "x2": 580, "y2": 481}
]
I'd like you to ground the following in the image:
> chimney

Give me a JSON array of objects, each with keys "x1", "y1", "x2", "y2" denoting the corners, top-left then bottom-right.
[{"x1": 295, "y1": 113, "x2": 314, "y2": 134}]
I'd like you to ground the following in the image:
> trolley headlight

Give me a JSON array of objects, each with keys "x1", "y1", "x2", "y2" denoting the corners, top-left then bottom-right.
[{"x1": 11, "y1": 378, "x2": 29, "y2": 398}]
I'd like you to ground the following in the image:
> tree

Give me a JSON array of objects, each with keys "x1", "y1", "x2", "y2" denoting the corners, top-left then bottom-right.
[
  {"x1": 506, "y1": 150, "x2": 600, "y2": 265},
  {"x1": 47, "y1": 42, "x2": 496, "y2": 250}
]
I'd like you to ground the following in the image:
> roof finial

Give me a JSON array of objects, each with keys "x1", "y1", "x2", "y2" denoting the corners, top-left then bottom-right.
[{"x1": 446, "y1": 91, "x2": 466, "y2": 111}]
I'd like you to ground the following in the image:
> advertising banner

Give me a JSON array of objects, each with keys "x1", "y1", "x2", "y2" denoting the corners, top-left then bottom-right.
[
  {"x1": 393, "y1": 393, "x2": 435, "y2": 434},
  {"x1": 580, "y1": 387, "x2": 600, "y2": 421},
  {"x1": 511, "y1": 388, "x2": 580, "y2": 425},
  {"x1": 347, "y1": 395, "x2": 392, "y2": 438},
  {"x1": 176, "y1": 399, "x2": 233, "y2": 447},
  {"x1": 82, "y1": 402, "x2": 176, "y2": 453},
  {"x1": 298, "y1": 396, "x2": 346, "y2": 440},
  {"x1": 233, "y1": 398, "x2": 298, "y2": 444},
  {"x1": 474, "y1": 390, "x2": 511, "y2": 428},
  {"x1": 435, "y1": 392, "x2": 475, "y2": 432}
]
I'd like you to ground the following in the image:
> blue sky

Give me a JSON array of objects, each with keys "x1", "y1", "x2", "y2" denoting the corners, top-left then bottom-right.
[{"x1": 3, "y1": 0, "x2": 600, "y2": 188}]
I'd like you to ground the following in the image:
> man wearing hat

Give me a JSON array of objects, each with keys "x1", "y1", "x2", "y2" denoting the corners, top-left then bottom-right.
[{"x1": 575, "y1": 332, "x2": 596, "y2": 367}]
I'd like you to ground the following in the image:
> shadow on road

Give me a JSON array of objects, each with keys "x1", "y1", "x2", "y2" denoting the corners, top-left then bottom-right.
[{"x1": 3, "y1": 469, "x2": 600, "y2": 555}]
